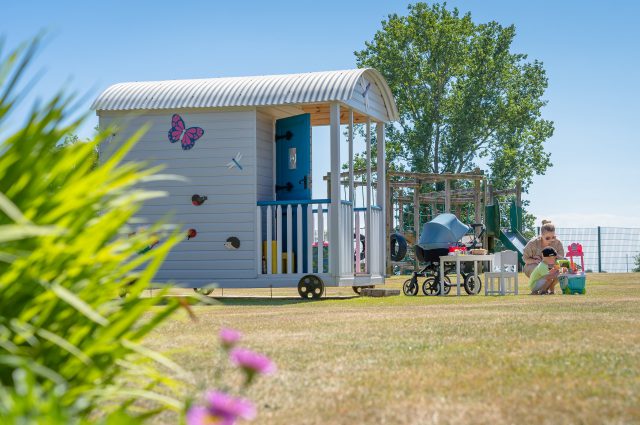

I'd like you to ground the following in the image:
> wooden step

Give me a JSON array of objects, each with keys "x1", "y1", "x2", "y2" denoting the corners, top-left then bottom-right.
[{"x1": 361, "y1": 288, "x2": 400, "y2": 297}]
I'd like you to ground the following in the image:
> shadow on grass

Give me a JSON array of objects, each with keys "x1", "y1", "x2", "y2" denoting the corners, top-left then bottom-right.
[
  {"x1": 144, "y1": 294, "x2": 359, "y2": 306},
  {"x1": 202, "y1": 295, "x2": 359, "y2": 307}
]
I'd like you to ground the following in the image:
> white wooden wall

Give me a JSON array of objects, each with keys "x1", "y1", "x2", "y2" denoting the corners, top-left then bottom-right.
[
  {"x1": 344, "y1": 76, "x2": 390, "y2": 123},
  {"x1": 256, "y1": 110, "x2": 274, "y2": 202},
  {"x1": 98, "y1": 109, "x2": 258, "y2": 286},
  {"x1": 255, "y1": 110, "x2": 274, "y2": 245}
]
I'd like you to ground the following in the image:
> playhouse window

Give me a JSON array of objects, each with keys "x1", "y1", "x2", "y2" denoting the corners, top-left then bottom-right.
[{"x1": 288, "y1": 148, "x2": 297, "y2": 169}]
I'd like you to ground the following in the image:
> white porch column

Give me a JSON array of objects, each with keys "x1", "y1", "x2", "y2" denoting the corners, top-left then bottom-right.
[
  {"x1": 365, "y1": 119, "x2": 372, "y2": 274},
  {"x1": 329, "y1": 102, "x2": 342, "y2": 278},
  {"x1": 348, "y1": 109, "x2": 354, "y2": 204},
  {"x1": 376, "y1": 122, "x2": 386, "y2": 276},
  {"x1": 366, "y1": 120, "x2": 372, "y2": 211}
]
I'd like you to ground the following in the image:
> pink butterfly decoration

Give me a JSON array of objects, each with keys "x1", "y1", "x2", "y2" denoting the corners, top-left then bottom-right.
[{"x1": 168, "y1": 114, "x2": 205, "y2": 150}]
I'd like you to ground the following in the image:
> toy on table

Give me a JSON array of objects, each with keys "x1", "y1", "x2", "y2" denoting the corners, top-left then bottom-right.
[
  {"x1": 558, "y1": 242, "x2": 587, "y2": 294},
  {"x1": 566, "y1": 243, "x2": 585, "y2": 273},
  {"x1": 556, "y1": 259, "x2": 576, "y2": 273},
  {"x1": 448, "y1": 244, "x2": 467, "y2": 255}
]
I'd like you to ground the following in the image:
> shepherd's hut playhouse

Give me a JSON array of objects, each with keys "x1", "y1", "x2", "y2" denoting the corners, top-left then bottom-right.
[{"x1": 92, "y1": 69, "x2": 399, "y2": 298}]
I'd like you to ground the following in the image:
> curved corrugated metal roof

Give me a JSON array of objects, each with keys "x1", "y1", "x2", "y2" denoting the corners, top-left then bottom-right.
[{"x1": 91, "y1": 68, "x2": 398, "y2": 121}]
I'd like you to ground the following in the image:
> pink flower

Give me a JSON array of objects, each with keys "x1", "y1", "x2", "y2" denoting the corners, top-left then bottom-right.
[
  {"x1": 186, "y1": 392, "x2": 255, "y2": 425},
  {"x1": 186, "y1": 406, "x2": 229, "y2": 425},
  {"x1": 229, "y1": 348, "x2": 276, "y2": 384},
  {"x1": 219, "y1": 328, "x2": 242, "y2": 350},
  {"x1": 207, "y1": 391, "x2": 256, "y2": 421}
]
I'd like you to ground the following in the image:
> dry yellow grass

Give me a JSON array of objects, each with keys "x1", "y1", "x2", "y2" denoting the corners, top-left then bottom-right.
[{"x1": 145, "y1": 273, "x2": 640, "y2": 424}]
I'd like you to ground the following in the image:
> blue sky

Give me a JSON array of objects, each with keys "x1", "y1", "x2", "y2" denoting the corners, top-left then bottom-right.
[{"x1": 4, "y1": 0, "x2": 639, "y2": 228}]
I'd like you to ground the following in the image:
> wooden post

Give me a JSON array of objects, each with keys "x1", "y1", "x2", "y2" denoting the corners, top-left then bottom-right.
[
  {"x1": 329, "y1": 102, "x2": 341, "y2": 278},
  {"x1": 483, "y1": 180, "x2": 489, "y2": 249},
  {"x1": 491, "y1": 184, "x2": 495, "y2": 206},
  {"x1": 474, "y1": 179, "x2": 481, "y2": 225},
  {"x1": 444, "y1": 179, "x2": 451, "y2": 213},
  {"x1": 516, "y1": 180, "x2": 522, "y2": 207},
  {"x1": 398, "y1": 201, "x2": 404, "y2": 233}
]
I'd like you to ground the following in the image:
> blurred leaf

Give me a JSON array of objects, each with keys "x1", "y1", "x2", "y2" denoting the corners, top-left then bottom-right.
[{"x1": 0, "y1": 36, "x2": 192, "y2": 422}]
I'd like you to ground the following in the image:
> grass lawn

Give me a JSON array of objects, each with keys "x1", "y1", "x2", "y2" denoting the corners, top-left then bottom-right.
[{"x1": 145, "y1": 273, "x2": 640, "y2": 424}]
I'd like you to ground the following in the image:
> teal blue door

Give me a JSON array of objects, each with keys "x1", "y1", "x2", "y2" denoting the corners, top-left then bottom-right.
[
  {"x1": 275, "y1": 114, "x2": 311, "y2": 271},
  {"x1": 275, "y1": 113, "x2": 311, "y2": 201}
]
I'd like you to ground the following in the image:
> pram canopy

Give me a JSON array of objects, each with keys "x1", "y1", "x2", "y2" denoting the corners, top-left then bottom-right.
[{"x1": 417, "y1": 213, "x2": 470, "y2": 250}]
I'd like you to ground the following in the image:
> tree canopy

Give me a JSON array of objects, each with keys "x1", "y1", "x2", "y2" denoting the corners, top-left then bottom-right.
[{"x1": 355, "y1": 2, "x2": 554, "y2": 191}]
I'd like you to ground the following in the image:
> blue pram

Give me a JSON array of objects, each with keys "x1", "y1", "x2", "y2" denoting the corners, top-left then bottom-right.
[{"x1": 403, "y1": 214, "x2": 484, "y2": 296}]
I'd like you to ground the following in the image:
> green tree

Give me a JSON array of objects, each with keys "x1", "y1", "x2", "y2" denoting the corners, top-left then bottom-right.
[
  {"x1": 633, "y1": 253, "x2": 640, "y2": 272},
  {"x1": 354, "y1": 2, "x2": 554, "y2": 192},
  {"x1": 55, "y1": 131, "x2": 99, "y2": 170}
]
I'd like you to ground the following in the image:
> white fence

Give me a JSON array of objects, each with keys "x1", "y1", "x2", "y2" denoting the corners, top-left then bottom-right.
[
  {"x1": 257, "y1": 200, "x2": 327, "y2": 275},
  {"x1": 257, "y1": 200, "x2": 382, "y2": 277},
  {"x1": 354, "y1": 206, "x2": 383, "y2": 276}
]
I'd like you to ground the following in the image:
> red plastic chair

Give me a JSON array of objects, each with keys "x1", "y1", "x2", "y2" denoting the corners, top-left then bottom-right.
[{"x1": 566, "y1": 243, "x2": 585, "y2": 273}]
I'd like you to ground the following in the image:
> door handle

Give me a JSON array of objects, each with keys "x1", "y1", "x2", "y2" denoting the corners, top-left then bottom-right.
[
  {"x1": 299, "y1": 175, "x2": 308, "y2": 189},
  {"x1": 275, "y1": 182, "x2": 293, "y2": 192},
  {"x1": 275, "y1": 130, "x2": 293, "y2": 141}
]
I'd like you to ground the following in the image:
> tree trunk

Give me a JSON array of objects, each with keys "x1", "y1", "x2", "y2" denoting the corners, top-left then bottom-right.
[{"x1": 433, "y1": 124, "x2": 440, "y2": 174}]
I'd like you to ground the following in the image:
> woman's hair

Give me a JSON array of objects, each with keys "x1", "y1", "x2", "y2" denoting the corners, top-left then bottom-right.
[{"x1": 541, "y1": 219, "x2": 555, "y2": 234}]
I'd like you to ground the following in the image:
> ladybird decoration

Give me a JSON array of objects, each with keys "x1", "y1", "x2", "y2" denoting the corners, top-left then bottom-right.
[
  {"x1": 187, "y1": 228, "x2": 197, "y2": 240},
  {"x1": 192, "y1": 194, "x2": 207, "y2": 206}
]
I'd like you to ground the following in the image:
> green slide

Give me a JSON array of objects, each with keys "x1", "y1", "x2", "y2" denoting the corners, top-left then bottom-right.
[
  {"x1": 499, "y1": 230, "x2": 527, "y2": 265},
  {"x1": 486, "y1": 200, "x2": 529, "y2": 265}
]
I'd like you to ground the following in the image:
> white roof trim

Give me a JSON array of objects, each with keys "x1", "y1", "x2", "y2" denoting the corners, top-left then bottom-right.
[{"x1": 92, "y1": 68, "x2": 399, "y2": 121}]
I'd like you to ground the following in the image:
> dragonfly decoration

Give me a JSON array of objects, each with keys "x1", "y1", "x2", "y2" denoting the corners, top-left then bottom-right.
[{"x1": 227, "y1": 152, "x2": 243, "y2": 171}]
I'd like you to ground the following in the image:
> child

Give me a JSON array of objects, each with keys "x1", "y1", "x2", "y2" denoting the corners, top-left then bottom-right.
[{"x1": 528, "y1": 247, "x2": 566, "y2": 295}]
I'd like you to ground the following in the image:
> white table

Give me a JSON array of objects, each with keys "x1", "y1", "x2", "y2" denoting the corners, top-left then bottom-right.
[{"x1": 439, "y1": 254, "x2": 495, "y2": 296}]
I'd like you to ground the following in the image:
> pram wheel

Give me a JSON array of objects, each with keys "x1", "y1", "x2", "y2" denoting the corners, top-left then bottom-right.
[
  {"x1": 463, "y1": 274, "x2": 482, "y2": 295},
  {"x1": 403, "y1": 278, "x2": 418, "y2": 296},
  {"x1": 422, "y1": 276, "x2": 451, "y2": 296},
  {"x1": 422, "y1": 277, "x2": 438, "y2": 296}
]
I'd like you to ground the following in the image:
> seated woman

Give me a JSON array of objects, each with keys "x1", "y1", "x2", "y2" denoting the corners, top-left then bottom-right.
[{"x1": 523, "y1": 219, "x2": 565, "y2": 278}]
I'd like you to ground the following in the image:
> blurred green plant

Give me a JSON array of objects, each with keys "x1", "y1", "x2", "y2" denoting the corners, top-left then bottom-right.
[{"x1": 0, "y1": 37, "x2": 189, "y2": 423}]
